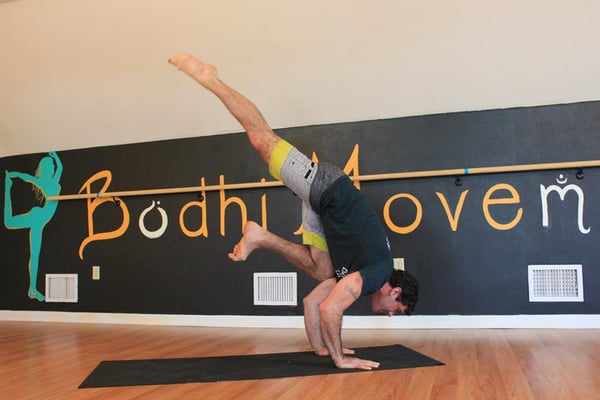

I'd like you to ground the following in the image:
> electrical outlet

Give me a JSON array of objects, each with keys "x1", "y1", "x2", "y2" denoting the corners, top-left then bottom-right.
[
  {"x1": 92, "y1": 266, "x2": 100, "y2": 280},
  {"x1": 393, "y1": 258, "x2": 405, "y2": 271}
]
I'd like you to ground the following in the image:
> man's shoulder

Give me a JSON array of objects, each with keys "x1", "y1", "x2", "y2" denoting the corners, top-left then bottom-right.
[{"x1": 359, "y1": 259, "x2": 393, "y2": 296}]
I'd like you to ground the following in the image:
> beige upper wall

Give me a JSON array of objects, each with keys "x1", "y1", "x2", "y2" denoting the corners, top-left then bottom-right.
[{"x1": 1, "y1": 0, "x2": 599, "y2": 157}]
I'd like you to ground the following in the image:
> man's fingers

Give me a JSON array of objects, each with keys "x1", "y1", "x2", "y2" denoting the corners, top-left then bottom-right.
[
  {"x1": 338, "y1": 357, "x2": 380, "y2": 370},
  {"x1": 359, "y1": 360, "x2": 380, "y2": 370},
  {"x1": 355, "y1": 359, "x2": 380, "y2": 370}
]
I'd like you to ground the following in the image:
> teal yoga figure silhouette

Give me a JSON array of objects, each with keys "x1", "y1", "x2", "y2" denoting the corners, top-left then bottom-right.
[{"x1": 4, "y1": 152, "x2": 63, "y2": 301}]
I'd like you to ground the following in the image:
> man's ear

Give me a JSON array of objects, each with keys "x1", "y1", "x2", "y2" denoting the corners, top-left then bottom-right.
[{"x1": 390, "y1": 286, "x2": 402, "y2": 299}]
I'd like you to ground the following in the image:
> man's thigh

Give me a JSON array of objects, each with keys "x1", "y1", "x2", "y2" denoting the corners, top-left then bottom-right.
[{"x1": 309, "y1": 245, "x2": 335, "y2": 280}]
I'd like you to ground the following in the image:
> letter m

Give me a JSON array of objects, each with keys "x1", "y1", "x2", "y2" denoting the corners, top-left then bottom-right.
[{"x1": 540, "y1": 184, "x2": 590, "y2": 234}]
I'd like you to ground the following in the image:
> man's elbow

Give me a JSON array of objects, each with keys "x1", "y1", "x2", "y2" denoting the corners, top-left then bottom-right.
[
  {"x1": 318, "y1": 301, "x2": 342, "y2": 320},
  {"x1": 303, "y1": 295, "x2": 316, "y2": 310}
]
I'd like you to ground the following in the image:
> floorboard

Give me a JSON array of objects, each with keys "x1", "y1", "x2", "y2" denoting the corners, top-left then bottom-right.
[{"x1": 0, "y1": 322, "x2": 599, "y2": 399}]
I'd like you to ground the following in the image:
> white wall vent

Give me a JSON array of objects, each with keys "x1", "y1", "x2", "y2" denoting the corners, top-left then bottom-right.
[
  {"x1": 528, "y1": 264, "x2": 583, "y2": 302},
  {"x1": 253, "y1": 272, "x2": 297, "y2": 306},
  {"x1": 45, "y1": 274, "x2": 78, "y2": 303}
]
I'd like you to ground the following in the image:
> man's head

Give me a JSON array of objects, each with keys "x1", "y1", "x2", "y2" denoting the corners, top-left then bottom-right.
[
  {"x1": 370, "y1": 270, "x2": 419, "y2": 316},
  {"x1": 390, "y1": 269, "x2": 419, "y2": 314}
]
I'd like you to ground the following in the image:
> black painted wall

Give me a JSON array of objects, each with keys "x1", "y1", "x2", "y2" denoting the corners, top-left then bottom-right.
[{"x1": 1, "y1": 101, "x2": 599, "y2": 316}]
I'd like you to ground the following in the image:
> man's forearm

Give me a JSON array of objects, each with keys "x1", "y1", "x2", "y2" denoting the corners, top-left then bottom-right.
[
  {"x1": 304, "y1": 302, "x2": 328, "y2": 355},
  {"x1": 316, "y1": 273, "x2": 379, "y2": 370},
  {"x1": 319, "y1": 308, "x2": 345, "y2": 365},
  {"x1": 303, "y1": 278, "x2": 338, "y2": 355}
]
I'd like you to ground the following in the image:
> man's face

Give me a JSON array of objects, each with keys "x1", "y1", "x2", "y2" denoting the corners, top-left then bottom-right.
[{"x1": 370, "y1": 284, "x2": 408, "y2": 316}]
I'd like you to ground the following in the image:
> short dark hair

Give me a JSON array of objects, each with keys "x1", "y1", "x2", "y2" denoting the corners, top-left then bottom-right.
[{"x1": 389, "y1": 269, "x2": 419, "y2": 315}]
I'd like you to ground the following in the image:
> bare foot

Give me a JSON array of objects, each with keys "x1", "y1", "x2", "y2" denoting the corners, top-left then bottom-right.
[
  {"x1": 168, "y1": 53, "x2": 218, "y2": 86},
  {"x1": 228, "y1": 221, "x2": 265, "y2": 262}
]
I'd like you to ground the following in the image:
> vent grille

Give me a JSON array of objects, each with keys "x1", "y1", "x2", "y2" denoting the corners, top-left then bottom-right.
[
  {"x1": 253, "y1": 272, "x2": 297, "y2": 306},
  {"x1": 528, "y1": 265, "x2": 583, "y2": 302},
  {"x1": 45, "y1": 274, "x2": 78, "y2": 303}
]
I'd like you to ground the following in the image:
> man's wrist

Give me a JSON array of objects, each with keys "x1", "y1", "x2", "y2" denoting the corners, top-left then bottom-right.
[{"x1": 314, "y1": 347, "x2": 329, "y2": 356}]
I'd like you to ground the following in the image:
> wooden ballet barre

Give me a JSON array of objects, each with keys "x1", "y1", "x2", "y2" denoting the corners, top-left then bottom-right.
[
  {"x1": 47, "y1": 159, "x2": 600, "y2": 201},
  {"x1": 355, "y1": 159, "x2": 600, "y2": 182},
  {"x1": 48, "y1": 180, "x2": 286, "y2": 201}
]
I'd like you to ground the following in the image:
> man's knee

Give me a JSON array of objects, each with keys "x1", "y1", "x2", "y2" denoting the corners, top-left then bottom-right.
[
  {"x1": 309, "y1": 246, "x2": 334, "y2": 281},
  {"x1": 267, "y1": 139, "x2": 293, "y2": 181},
  {"x1": 303, "y1": 293, "x2": 314, "y2": 309},
  {"x1": 251, "y1": 133, "x2": 279, "y2": 165}
]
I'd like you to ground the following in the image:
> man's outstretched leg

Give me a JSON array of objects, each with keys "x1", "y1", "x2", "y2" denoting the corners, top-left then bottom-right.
[
  {"x1": 169, "y1": 55, "x2": 334, "y2": 280},
  {"x1": 168, "y1": 54, "x2": 279, "y2": 164}
]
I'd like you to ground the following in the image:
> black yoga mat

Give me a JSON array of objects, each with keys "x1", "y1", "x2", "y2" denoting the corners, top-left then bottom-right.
[{"x1": 79, "y1": 344, "x2": 443, "y2": 388}]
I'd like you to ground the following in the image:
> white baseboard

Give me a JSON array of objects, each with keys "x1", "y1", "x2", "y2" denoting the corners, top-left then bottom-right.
[{"x1": 1, "y1": 311, "x2": 599, "y2": 329}]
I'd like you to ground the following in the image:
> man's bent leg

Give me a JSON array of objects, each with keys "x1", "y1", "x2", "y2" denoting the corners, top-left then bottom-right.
[{"x1": 228, "y1": 221, "x2": 333, "y2": 281}]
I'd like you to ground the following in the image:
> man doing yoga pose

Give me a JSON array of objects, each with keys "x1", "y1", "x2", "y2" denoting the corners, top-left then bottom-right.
[{"x1": 169, "y1": 54, "x2": 419, "y2": 370}]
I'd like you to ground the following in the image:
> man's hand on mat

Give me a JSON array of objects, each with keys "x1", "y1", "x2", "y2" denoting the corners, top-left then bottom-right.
[
  {"x1": 315, "y1": 347, "x2": 355, "y2": 357},
  {"x1": 337, "y1": 356, "x2": 380, "y2": 370}
]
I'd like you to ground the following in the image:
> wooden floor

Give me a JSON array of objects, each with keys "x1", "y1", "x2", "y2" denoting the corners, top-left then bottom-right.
[{"x1": 1, "y1": 322, "x2": 599, "y2": 400}]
